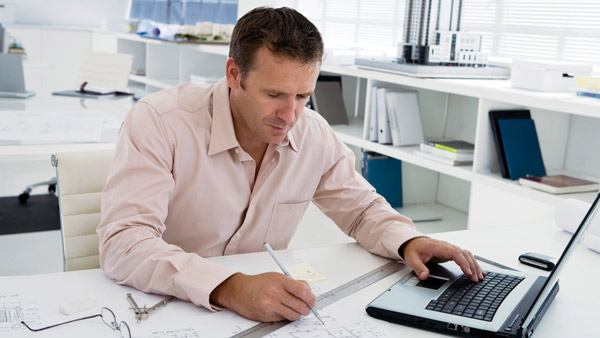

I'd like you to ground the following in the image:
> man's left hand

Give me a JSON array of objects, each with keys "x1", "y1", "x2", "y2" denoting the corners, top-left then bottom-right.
[{"x1": 401, "y1": 237, "x2": 484, "y2": 282}]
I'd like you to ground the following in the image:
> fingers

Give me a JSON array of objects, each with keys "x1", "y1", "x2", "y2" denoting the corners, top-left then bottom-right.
[
  {"x1": 451, "y1": 247, "x2": 483, "y2": 282},
  {"x1": 213, "y1": 272, "x2": 318, "y2": 323},
  {"x1": 466, "y1": 250, "x2": 485, "y2": 281},
  {"x1": 402, "y1": 237, "x2": 485, "y2": 282},
  {"x1": 273, "y1": 302, "x2": 305, "y2": 322},
  {"x1": 404, "y1": 250, "x2": 430, "y2": 280},
  {"x1": 270, "y1": 278, "x2": 314, "y2": 321},
  {"x1": 283, "y1": 279, "x2": 316, "y2": 309}
]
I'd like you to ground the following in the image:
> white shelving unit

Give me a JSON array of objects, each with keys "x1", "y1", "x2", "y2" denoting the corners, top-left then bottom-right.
[
  {"x1": 322, "y1": 64, "x2": 600, "y2": 231},
  {"x1": 92, "y1": 32, "x2": 229, "y2": 93},
  {"x1": 89, "y1": 31, "x2": 600, "y2": 232}
]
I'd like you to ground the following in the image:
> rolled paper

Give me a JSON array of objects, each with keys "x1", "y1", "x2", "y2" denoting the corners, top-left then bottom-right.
[{"x1": 554, "y1": 198, "x2": 600, "y2": 237}]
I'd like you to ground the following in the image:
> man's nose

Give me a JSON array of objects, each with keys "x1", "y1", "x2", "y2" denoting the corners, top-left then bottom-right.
[{"x1": 277, "y1": 97, "x2": 296, "y2": 124}]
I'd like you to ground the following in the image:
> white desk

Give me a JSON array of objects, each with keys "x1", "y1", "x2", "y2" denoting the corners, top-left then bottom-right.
[
  {"x1": 0, "y1": 90, "x2": 132, "y2": 161},
  {"x1": 0, "y1": 225, "x2": 597, "y2": 337},
  {"x1": 0, "y1": 91, "x2": 131, "y2": 197}
]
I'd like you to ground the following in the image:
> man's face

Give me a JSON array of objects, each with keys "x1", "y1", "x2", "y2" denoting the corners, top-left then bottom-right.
[{"x1": 227, "y1": 46, "x2": 320, "y2": 146}]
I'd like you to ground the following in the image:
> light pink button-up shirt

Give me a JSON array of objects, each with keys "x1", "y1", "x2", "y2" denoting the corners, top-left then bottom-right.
[{"x1": 97, "y1": 78, "x2": 422, "y2": 311}]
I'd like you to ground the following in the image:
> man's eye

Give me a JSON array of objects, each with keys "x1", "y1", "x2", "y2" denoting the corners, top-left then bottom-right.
[{"x1": 268, "y1": 93, "x2": 280, "y2": 98}]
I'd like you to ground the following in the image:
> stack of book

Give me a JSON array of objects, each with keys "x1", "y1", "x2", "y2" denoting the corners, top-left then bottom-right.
[
  {"x1": 519, "y1": 175, "x2": 599, "y2": 194},
  {"x1": 414, "y1": 139, "x2": 474, "y2": 166},
  {"x1": 575, "y1": 74, "x2": 600, "y2": 99}
]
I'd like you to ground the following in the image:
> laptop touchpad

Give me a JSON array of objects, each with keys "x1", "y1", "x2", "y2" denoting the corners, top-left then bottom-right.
[{"x1": 404, "y1": 273, "x2": 448, "y2": 290}]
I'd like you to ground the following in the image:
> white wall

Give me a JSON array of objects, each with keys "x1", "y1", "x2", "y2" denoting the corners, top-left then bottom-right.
[{"x1": 13, "y1": 0, "x2": 128, "y2": 27}]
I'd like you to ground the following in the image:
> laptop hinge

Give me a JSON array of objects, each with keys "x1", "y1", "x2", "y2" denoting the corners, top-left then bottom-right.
[{"x1": 499, "y1": 276, "x2": 547, "y2": 336}]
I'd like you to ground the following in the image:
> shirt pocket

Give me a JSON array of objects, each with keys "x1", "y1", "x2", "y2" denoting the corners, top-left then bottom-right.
[{"x1": 265, "y1": 200, "x2": 311, "y2": 250}]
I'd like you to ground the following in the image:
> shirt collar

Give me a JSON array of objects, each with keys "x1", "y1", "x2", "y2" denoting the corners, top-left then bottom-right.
[
  {"x1": 208, "y1": 77, "x2": 299, "y2": 156},
  {"x1": 208, "y1": 78, "x2": 240, "y2": 156},
  {"x1": 281, "y1": 128, "x2": 298, "y2": 152}
]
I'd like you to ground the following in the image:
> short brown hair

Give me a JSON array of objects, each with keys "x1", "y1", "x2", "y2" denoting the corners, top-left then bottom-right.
[{"x1": 229, "y1": 7, "x2": 324, "y2": 79}]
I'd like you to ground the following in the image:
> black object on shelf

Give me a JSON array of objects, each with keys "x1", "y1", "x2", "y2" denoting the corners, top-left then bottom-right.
[{"x1": 489, "y1": 109, "x2": 531, "y2": 178}]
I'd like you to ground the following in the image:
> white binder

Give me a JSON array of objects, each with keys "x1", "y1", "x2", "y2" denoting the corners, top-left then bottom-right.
[
  {"x1": 385, "y1": 90, "x2": 424, "y2": 146},
  {"x1": 368, "y1": 86, "x2": 379, "y2": 141},
  {"x1": 376, "y1": 87, "x2": 392, "y2": 144}
]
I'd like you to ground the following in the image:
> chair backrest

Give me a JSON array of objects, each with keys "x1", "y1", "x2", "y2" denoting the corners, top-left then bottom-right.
[
  {"x1": 52, "y1": 148, "x2": 115, "y2": 271},
  {"x1": 75, "y1": 50, "x2": 133, "y2": 91}
]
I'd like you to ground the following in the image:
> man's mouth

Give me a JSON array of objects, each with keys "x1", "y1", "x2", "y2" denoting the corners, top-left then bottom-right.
[{"x1": 270, "y1": 124, "x2": 287, "y2": 132}]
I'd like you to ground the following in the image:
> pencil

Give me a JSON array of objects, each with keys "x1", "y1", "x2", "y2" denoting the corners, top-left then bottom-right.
[{"x1": 263, "y1": 242, "x2": 324, "y2": 325}]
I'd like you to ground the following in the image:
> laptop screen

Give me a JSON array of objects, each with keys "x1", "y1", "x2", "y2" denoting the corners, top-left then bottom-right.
[
  {"x1": 522, "y1": 192, "x2": 600, "y2": 328},
  {"x1": 0, "y1": 53, "x2": 28, "y2": 93}
]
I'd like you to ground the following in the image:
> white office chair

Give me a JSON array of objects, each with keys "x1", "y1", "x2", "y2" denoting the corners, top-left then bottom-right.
[
  {"x1": 52, "y1": 149, "x2": 115, "y2": 271},
  {"x1": 17, "y1": 51, "x2": 132, "y2": 205},
  {"x1": 75, "y1": 50, "x2": 134, "y2": 91}
]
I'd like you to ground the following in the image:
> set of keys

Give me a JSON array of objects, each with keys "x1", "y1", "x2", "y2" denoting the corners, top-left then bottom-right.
[{"x1": 127, "y1": 293, "x2": 174, "y2": 321}]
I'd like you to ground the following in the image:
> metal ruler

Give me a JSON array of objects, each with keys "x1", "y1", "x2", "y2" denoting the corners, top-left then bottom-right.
[{"x1": 230, "y1": 260, "x2": 405, "y2": 338}]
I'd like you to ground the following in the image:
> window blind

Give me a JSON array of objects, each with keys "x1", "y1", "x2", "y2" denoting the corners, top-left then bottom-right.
[
  {"x1": 129, "y1": 0, "x2": 238, "y2": 25},
  {"x1": 274, "y1": 0, "x2": 600, "y2": 65}
]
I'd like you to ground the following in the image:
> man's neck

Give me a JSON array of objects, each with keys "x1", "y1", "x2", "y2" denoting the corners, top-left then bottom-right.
[{"x1": 243, "y1": 140, "x2": 269, "y2": 182}]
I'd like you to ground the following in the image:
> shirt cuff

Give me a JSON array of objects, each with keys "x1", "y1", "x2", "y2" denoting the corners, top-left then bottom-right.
[
  {"x1": 382, "y1": 226, "x2": 424, "y2": 261},
  {"x1": 172, "y1": 258, "x2": 237, "y2": 311},
  {"x1": 209, "y1": 303, "x2": 226, "y2": 311}
]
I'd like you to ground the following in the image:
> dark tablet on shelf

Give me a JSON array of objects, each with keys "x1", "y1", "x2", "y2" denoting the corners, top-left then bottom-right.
[{"x1": 489, "y1": 109, "x2": 531, "y2": 178}]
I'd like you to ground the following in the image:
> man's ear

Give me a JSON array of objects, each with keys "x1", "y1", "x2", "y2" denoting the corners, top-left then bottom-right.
[{"x1": 226, "y1": 57, "x2": 241, "y2": 89}]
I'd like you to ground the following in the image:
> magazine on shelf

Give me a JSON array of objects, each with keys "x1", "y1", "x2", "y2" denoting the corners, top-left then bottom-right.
[
  {"x1": 519, "y1": 175, "x2": 600, "y2": 194},
  {"x1": 419, "y1": 143, "x2": 474, "y2": 162},
  {"x1": 413, "y1": 150, "x2": 472, "y2": 166},
  {"x1": 424, "y1": 139, "x2": 474, "y2": 153}
]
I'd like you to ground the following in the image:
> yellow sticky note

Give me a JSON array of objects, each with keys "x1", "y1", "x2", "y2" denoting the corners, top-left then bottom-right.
[{"x1": 282, "y1": 263, "x2": 328, "y2": 284}]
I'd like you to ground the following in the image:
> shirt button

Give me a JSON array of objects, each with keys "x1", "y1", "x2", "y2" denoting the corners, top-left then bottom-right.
[
  {"x1": 235, "y1": 148, "x2": 240, "y2": 154},
  {"x1": 271, "y1": 159, "x2": 275, "y2": 163}
]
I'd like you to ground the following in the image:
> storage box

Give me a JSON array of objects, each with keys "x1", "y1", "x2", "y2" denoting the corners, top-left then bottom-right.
[{"x1": 511, "y1": 60, "x2": 593, "y2": 92}]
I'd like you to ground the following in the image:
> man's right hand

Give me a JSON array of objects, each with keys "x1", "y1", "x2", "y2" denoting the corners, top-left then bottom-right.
[{"x1": 209, "y1": 272, "x2": 316, "y2": 322}]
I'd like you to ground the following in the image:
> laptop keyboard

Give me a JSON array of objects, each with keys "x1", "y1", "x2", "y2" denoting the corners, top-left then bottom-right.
[{"x1": 426, "y1": 272, "x2": 524, "y2": 321}]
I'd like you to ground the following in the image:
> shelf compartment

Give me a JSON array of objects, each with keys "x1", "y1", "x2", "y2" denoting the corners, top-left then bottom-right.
[
  {"x1": 332, "y1": 118, "x2": 474, "y2": 182},
  {"x1": 474, "y1": 171, "x2": 599, "y2": 206}
]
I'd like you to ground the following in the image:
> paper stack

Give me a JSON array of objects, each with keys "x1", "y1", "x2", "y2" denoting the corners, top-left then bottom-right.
[
  {"x1": 414, "y1": 139, "x2": 474, "y2": 166},
  {"x1": 575, "y1": 74, "x2": 600, "y2": 99}
]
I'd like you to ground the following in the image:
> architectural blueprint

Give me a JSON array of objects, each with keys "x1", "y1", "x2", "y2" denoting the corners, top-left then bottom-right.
[
  {"x1": 266, "y1": 311, "x2": 393, "y2": 338},
  {"x1": 137, "y1": 327, "x2": 200, "y2": 338},
  {"x1": 0, "y1": 293, "x2": 41, "y2": 333},
  {"x1": 0, "y1": 110, "x2": 104, "y2": 142}
]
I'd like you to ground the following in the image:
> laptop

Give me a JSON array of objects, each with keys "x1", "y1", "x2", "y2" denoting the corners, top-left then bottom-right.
[
  {"x1": 0, "y1": 53, "x2": 36, "y2": 98},
  {"x1": 366, "y1": 192, "x2": 600, "y2": 338}
]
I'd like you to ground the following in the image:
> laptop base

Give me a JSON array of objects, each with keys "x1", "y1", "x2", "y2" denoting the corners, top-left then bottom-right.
[
  {"x1": 0, "y1": 90, "x2": 36, "y2": 99},
  {"x1": 366, "y1": 281, "x2": 559, "y2": 338}
]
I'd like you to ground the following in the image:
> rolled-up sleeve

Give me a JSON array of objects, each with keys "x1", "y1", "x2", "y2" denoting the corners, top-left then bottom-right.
[
  {"x1": 312, "y1": 125, "x2": 423, "y2": 260},
  {"x1": 97, "y1": 102, "x2": 234, "y2": 310}
]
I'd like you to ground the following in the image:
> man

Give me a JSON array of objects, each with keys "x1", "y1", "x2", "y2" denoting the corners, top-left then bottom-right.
[{"x1": 98, "y1": 7, "x2": 484, "y2": 324}]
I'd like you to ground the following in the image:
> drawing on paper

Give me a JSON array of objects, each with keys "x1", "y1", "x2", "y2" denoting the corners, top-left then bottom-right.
[
  {"x1": 138, "y1": 327, "x2": 200, "y2": 338},
  {"x1": 266, "y1": 315, "x2": 389, "y2": 338},
  {"x1": 0, "y1": 295, "x2": 41, "y2": 332}
]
